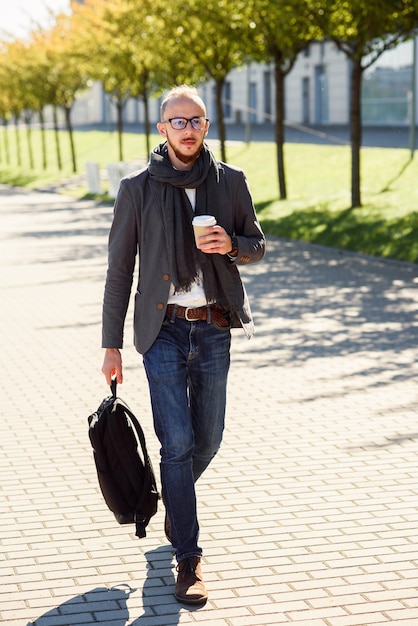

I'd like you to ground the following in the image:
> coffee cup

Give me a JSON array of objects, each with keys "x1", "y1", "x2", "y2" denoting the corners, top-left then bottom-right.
[{"x1": 192, "y1": 215, "x2": 217, "y2": 248}]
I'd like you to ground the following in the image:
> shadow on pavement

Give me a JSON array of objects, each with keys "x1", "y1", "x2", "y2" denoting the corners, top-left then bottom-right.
[
  {"x1": 26, "y1": 547, "x2": 181, "y2": 625},
  {"x1": 26, "y1": 585, "x2": 133, "y2": 626},
  {"x1": 239, "y1": 237, "x2": 418, "y2": 366}
]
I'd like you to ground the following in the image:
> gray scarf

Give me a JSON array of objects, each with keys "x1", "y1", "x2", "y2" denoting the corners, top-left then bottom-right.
[{"x1": 148, "y1": 141, "x2": 240, "y2": 311}]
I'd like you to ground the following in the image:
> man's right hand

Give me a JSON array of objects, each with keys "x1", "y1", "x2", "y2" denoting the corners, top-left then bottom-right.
[{"x1": 101, "y1": 348, "x2": 123, "y2": 385}]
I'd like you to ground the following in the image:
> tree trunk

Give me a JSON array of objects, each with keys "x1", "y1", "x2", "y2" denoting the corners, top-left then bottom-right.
[
  {"x1": 3, "y1": 120, "x2": 10, "y2": 164},
  {"x1": 24, "y1": 114, "x2": 34, "y2": 170},
  {"x1": 53, "y1": 106, "x2": 62, "y2": 171},
  {"x1": 215, "y1": 78, "x2": 227, "y2": 162},
  {"x1": 117, "y1": 100, "x2": 124, "y2": 162},
  {"x1": 14, "y1": 115, "x2": 22, "y2": 167},
  {"x1": 350, "y1": 58, "x2": 363, "y2": 208},
  {"x1": 274, "y1": 60, "x2": 287, "y2": 200},
  {"x1": 39, "y1": 109, "x2": 47, "y2": 170},
  {"x1": 142, "y1": 92, "x2": 151, "y2": 157},
  {"x1": 64, "y1": 105, "x2": 77, "y2": 173}
]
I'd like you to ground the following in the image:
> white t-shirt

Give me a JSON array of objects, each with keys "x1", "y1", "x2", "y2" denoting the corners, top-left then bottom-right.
[{"x1": 167, "y1": 188, "x2": 208, "y2": 307}]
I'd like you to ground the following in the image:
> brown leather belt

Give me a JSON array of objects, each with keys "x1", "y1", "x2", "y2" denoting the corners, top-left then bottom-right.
[{"x1": 165, "y1": 304, "x2": 230, "y2": 327}]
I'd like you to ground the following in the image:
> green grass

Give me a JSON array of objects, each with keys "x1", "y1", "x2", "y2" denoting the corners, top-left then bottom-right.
[
  {"x1": 1, "y1": 127, "x2": 418, "y2": 263},
  {"x1": 0, "y1": 128, "x2": 156, "y2": 189},
  {"x1": 225, "y1": 142, "x2": 418, "y2": 263}
]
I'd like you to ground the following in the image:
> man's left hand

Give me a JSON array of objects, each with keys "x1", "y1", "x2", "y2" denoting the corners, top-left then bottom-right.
[{"x1": 197, "y1": 225, "x2": 235, "y2": 256}]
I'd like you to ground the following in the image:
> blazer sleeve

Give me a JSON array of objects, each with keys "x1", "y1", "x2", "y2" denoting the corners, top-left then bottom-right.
[
  {"x1": 102, "y1": 179, "x2": 140, "y2": 348},
  {"x1": 227, "y1": 167, "x2": 266, "y2": 266}
]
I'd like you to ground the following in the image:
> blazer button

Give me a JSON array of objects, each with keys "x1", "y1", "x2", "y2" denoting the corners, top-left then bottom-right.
[
  {"x1": 157, "y1": 303, "x2": 164, "y2": 310},
  {"x1": 163, "y1": 274, "x2": 170, "y2": 281}
]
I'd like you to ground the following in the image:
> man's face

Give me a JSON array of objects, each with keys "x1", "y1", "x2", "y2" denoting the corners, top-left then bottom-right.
[{"x1": 157, "y1": 96, "x2": 209, "y2": 170}]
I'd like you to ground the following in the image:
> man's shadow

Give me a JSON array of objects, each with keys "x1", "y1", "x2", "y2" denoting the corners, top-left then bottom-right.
[
  {"x1": 131, "y1": 545, "x2": 181, "y2": 623},
  {"x1": 26, "y1": 584, "x2": 134, "y2": 626},
  {"x1": 26, "y1": 545, "x2": 184, "y2": 625}
]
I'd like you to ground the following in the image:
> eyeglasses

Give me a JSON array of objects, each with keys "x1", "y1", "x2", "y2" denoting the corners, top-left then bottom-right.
[{"x1": 161, "y1": 117, "x2": 209, "y2": 130}]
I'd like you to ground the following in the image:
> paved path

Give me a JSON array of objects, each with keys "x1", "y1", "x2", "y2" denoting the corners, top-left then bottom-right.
[{"x1": 1, "y1": 184, "x2": 418, "y2": 626}]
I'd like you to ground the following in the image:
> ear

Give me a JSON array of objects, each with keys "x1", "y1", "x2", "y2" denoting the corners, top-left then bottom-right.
[{"x1": 157, "y1": 122, "x2": 166, "y2": 137}]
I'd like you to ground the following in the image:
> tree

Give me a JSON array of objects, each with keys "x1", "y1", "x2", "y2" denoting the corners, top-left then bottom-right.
[
  {"x1": 39, "y1": 12, "x2": 90, "y2": 173},
  {"x1": 0, "y1": 42, "x2": 26, "y2": 167},
  {"x1": 306, "y1": 0, "x2": 418, "y2": 207},
  {"x1": 129, "y1": 1, "x2": 207, "y2": 155},
  {"x1": 28, "y1": 29, "x2": 63, "y2": 170},
  {"x1": 246, "y1": 0, "x2": 318, "y2": 199},
  {"x1": 0, "y1": 48, "x2": 12, "y2": 165},
  {"x1": 70, "y1": 0, "x2": 163, "y2": 161},
  {"x1": 158, "y1": 0, "x2": 250, "y2": 162},
  {"x1": 6, "y1": 36, "x2": 54, "y2": 171},
  {"x1": 5, "y1": 40, "x2": 34, "y2": 169},
  {"x1": 0, "y1": 5, "x2": 75, "y2": 172}
]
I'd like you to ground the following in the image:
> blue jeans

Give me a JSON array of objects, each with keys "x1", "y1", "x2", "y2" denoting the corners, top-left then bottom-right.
[{"x1": 143, "y1": 315, "x2": 231, "y2": 562}]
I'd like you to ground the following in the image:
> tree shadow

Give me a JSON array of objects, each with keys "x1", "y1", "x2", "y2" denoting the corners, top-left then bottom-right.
[
  {"x1": 380, "y1": 157, "x2": 413, "y2": 193},
  {"x1": 255, "y1": 197, "x2": 278, "y2": 213},
  {"x1": 258, "y1": 206, "x2": 418, "y2": 264},
  {"x1": 2, "y1": 189, "x2": 113, "y2": 265},
  {"x1": 347, "y1": 432, "x2": 418, "y2": 451},
  {"x1": 233, "y1": 236, "x2": 418, "y2": 380}
]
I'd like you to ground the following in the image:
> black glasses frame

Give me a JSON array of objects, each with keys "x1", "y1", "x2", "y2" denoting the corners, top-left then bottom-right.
[{"x1": 161, "y1": 117, "x2": 209, "y2": 130}]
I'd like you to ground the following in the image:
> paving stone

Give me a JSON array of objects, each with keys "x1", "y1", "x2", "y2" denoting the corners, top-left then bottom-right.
[{"x1": 1, "y1": 184, "x2": 418, "y2": 624}]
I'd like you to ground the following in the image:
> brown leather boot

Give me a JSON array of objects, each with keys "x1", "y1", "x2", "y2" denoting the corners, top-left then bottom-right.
[{"x1": 175, "y1": 556, "x2": 208, "y2": 604}]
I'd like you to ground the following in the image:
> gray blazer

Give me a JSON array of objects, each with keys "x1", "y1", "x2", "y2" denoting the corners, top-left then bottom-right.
[{"x1": 102, "y1": 161, "x2": 266, "y2": 354}]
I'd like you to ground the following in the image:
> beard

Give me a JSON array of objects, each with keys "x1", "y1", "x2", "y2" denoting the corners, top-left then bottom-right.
[{"x1": 167, "y1": 136, "x2": 203, "y2": 165}]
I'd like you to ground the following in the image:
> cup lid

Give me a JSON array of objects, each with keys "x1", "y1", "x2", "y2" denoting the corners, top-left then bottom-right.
[{"x1": 192, "y1": 215, "x2": 217, "y2": 225}]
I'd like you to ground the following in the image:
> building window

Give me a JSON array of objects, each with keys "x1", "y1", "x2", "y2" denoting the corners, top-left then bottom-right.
[
  {"x1": 302, "y1": 76, "x2": 310, "y2": 124},
  {"x1": 315, "y1": 65, "x2": 328, "y2": 123},
  {"x1": 362, "y1": 58, "x2": 412, "y2": 124}
]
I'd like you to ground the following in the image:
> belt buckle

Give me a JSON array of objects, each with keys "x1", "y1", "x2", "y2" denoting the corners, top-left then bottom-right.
[{"x1": 185, "y1": 307, "x2": 200, "y2": 321}]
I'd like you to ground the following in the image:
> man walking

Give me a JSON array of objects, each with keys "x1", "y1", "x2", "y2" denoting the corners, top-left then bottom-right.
[{"x1": 101, "y1": 85, "x2": 265, "y2": 604}]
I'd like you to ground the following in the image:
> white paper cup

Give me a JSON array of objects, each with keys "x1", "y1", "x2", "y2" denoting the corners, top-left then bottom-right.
[{"x1": 192, "y1": 215, "x2": 217, "y2": 248}]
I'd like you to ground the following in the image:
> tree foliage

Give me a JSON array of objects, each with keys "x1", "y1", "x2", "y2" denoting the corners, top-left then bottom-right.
[
  {"x1": 32, "y1": 12, "x2": 91, "y2": 172},
  {"x1": 305, "y1": 0, "x2": 418, "y2": 207},
  {"x1": 156, "y1": 0, "x2": 250, "y2": 161},
  {"x1": 245, "y1": 0, "x2": 319, "y2": 199},
  {"x1": 0, "y1": 0, "x2": 417, "y2": 207}
]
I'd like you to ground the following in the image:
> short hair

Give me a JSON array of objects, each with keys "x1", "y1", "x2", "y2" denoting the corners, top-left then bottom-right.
[{"x1": 160, "y1": 85, "x2": 205, "y2": 119}]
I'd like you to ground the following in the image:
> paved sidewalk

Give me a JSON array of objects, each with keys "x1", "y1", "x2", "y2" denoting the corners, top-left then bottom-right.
[{"x1": 1, "y1": 184, "x2": 418, "y2": 626}]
